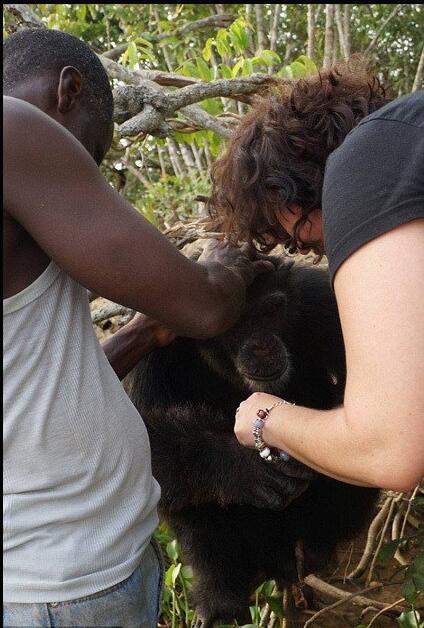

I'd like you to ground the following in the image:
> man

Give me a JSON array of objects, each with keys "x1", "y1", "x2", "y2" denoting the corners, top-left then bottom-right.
[
  {"x1": 3, "y1": 27, "x2": 296, "y2": 627},
  {"x1": 209, "y1": 66, "x2": 424, "y2": 491}
]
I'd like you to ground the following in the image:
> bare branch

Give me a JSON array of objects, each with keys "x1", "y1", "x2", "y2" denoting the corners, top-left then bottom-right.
[
  {"x1": 347, "y1": 495, "x2": 392, "y2": 579},
  {"x1": 180, "y1": 105, "x2": 232, "y2": 138},
  {"x1": 303, "y1": 575, "x2": 406, "y2": 617},
  {"x1": 92, "y1": 303, "x2": 131, "y2": 325},
  {"x1": 100, "y1": 56, "x2": 200, "y2": 88},
  {"x1": 166, "y1": 75, "x2": 277, "y2": 110},
  {"x1": 112, "y1": 74, "x2": 279, "y2": 138},
  {"x1": 101, "y1": 14, "x2": 238, "y2": 60},
  {"x1": 365, "y1": 4, "x2": 402, "y2": 56},
  {"x1": 412, "y1": 43, "x2": 424, "y2": 92}
]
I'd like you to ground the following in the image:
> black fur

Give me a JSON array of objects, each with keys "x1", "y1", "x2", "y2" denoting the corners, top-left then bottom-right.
[{"x1": 127, "y1": 260, "x2": 379, "y2": 627}]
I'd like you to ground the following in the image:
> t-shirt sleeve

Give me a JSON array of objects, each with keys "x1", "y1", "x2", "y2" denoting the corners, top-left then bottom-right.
[{"x1": 322, "y1": 117, "x2": 424, "y2": 284}]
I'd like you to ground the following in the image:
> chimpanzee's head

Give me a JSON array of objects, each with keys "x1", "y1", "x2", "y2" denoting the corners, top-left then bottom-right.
[{"x1": 198, "y1": 259, "x2": 345, "y2": 407}]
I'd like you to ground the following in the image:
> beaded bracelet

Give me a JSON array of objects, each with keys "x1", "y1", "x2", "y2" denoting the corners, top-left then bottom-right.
[{"x1": 252, "y1": 400, "x2": 294, "y2": 464}]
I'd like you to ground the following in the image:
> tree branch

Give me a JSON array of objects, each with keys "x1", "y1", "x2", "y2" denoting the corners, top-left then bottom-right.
[
  {"x1": 412, "y1": 43, "x2": 424, "y2": 92},
  {"x1": 112, "y1": 74, "x2": 279, "y2": 138},
  {"x1": 365, "y1": 4, "x2": 402, "y2": 56},
  {"x1": 4, "y1": 3, "x2": 44, "y2": 31}
]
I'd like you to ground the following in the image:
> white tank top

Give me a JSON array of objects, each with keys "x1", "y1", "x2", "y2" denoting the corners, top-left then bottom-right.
[{"x1": 3, "y1": 261, "x2": 161, "y2": 603}]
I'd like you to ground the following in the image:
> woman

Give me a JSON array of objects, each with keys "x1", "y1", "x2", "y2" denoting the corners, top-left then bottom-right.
[{"x1": 209, "y1": 64, "x2": 424, "y2": 490}]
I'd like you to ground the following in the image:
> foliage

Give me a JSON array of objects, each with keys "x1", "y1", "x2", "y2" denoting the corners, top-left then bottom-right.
[{"x1": 4, "y1": 4, "x2": 423, "y2": 230}]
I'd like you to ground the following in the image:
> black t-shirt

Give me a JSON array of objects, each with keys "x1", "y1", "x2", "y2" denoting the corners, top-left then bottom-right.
[{"x1": 322, "y1": 90, "x2": 424, "y2": 283}]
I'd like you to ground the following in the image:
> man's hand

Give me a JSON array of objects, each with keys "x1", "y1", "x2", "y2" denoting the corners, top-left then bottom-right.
[
  {"x1": 126, "y1": 312, "x2": 177, "y2": 348},
  {"x1": 198, "y1": 239, "x2": 276, "y2": 288},
  {"x1": 102, "y1": 313, "x2": 176, "y2": 380}
]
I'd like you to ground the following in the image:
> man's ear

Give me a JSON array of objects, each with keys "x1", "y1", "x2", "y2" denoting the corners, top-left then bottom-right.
[{"x1": 57, "y1": 66, "x2": 82, "y2": 113}]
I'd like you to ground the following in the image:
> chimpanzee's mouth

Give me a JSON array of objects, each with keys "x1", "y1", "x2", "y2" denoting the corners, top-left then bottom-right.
[{"x1": 240, "y1": 367, "x2": 287, "y2": 382}]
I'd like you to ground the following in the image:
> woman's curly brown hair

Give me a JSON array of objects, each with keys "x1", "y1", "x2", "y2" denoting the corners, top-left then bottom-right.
[{"x1": 208, "y1": 61, "x2": 389, "y2": 252}]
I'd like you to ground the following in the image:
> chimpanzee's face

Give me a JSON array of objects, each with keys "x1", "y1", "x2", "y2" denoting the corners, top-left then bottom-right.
[{"x1": 198, "y1": 265, "x2": 299, "y2": 395}]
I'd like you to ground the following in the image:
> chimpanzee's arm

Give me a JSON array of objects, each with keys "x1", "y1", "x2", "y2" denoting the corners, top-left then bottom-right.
[{"x1": 146, "y1": 403, "x2": 314, "y2": 513}]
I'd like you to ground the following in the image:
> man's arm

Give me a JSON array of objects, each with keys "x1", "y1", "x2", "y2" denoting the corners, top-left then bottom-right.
[
  {"x1": 235, "y1": 220, "x2": 424, "y2": 491},
  {"x1": 101, "y1": 313, "x2": 176, "y2": 380},
  {"x1": 3, "y1": 97, "x2": 270, "y2": 339}
]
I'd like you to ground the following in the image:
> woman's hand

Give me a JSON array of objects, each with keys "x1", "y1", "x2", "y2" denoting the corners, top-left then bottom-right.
[{"x1": 234, "y1": 392, "x2": 286, "y2": 448}]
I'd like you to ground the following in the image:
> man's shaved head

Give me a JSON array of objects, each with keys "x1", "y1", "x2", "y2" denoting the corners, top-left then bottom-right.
[{"x1": 3, "y1": 28, "x2": 113, "y2": 126}]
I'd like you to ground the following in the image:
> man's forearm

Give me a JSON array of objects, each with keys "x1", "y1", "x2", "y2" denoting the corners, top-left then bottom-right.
[{"x1": 101, "y1": 320, "x2": 161, "y2": 381}]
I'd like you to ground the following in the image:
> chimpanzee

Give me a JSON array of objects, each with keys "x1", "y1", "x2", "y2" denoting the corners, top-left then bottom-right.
[{"x1": 126, "y1": 258, "x2": 379, "y2": 628}]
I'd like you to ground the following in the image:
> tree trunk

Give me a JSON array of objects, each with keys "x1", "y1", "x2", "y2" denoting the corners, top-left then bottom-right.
[
  {"x1": 269, "y1": 4, "x2": 281, "y2": 52},
  {"x1": 179, "y1": 142, "x2": 196, "y2": 173},
  {"x1": 166, "y1": 138, "x2": 185, "y2": 176},
  {"x1": 334, "y1": 4, "x2": 348, "y2": 60},
  {"x1": 157, "y1": 144, "x2": 167, "y2": 177},
  {"x1": 191, "y1": 142, "x2": 205, "y2": 171},
  {"x1": 307, "y1": 4, "x2": 315, "y2": 60},
  {"x1": 343, "y1": 4, "x2": 351, "y2": 58},
  {"x1": 323, "y1": 4, "x2": 335, "y2": 70},
  {"x1": 255, "y1": 4, "x2": 267, "y2": 53},
  {"x1": 204, "y1": 142, "x2": 214, "y2": 170},
  {"x1": 412, "y1": 44, "x2": 424, "y2": 92}
]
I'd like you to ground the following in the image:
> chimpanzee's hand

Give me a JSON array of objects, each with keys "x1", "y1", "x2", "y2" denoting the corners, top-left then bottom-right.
[
  {"x1": 197, "y1": 239, "x2": 275, "y2": 288},
  {"x1": 229, "y1": 445, "x2": 316, "y2": 511}
]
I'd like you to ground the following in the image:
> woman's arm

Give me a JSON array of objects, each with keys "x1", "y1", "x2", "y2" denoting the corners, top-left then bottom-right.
[{"x1": 235, "y1": 220, "x2": 424, "y2": 491}]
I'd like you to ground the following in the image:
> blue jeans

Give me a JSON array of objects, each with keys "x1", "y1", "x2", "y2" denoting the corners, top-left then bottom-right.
[{"x1": 3, "y1": 539, "x2": 164, "y2": 628}]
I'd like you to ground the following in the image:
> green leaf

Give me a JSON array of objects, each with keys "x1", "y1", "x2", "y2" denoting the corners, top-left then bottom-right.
[
  {"x1": 181, "y1": 565, "x2": 193, "y2": 580},
  {"x1": 218, "y1": 63, "x2": 233, "y2": 79},
  {"x1": 164, "y1": 564, "x2": 174, "y2": 588},
  {"x1": 171, "y1": 562, "x2": 182, "y2": 585},
  {"x1": 241, "y1": 58, "x2": 253, "y2": 76},
  {"x1": 259, "y1": 49, "x2": 281, "y2": 66},
  {"x1": 379, "y1": 539, "x2": 403, "y2": 562},
  {"x1": 122, "y1": 41, "x2": 138, "y2": 69},
  {"x1": 158, "y1": 36, "x2": 180, "y2": 47},
  {"x1": 179, "y1": 60, "x2": 197, "y2": 77},
  {"x1": 265, "y1": 594, "x2": 285, "y2": 620},
  {"x1": 296, "y1": 54, "x2": 318, "y2": 75},
  {"x1": 76, "y1": 5, "x2": 86, "y2": 21},
  {"x1": 202, "y1": 37, "x2": 214, "y2": 62},
  {"x1": 232, "y1": 57, "x2": 244, "y2": 77},
  {"x1": 216, "y1": 29, "x2": 231, "y2": 58},
  {"x1": 289, "y1": 60, "x2": 307, "y2": 78},
  {"x1": 276, "y1": 66, "x2": 291, "y2": 78},
  {"x1": 396, "y1": 610, "x2": 422, "y2": 628},
  {"x1": 195, "y1": 57, "x2": 212, "y2": 81},
  {"x1": 166, "y1": 539, "x2": 179, "y2": 562},
  {"x1": 202, "y1": 98, "x2": 221, "y2": 116},
  {"x1": 134, "y1": 36, "x2": 153, "y2": 48}
]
